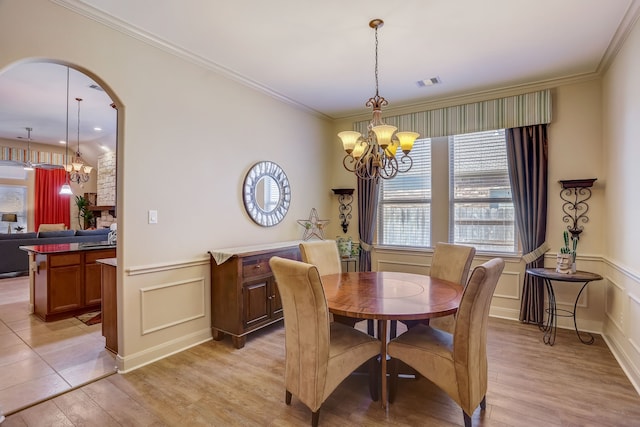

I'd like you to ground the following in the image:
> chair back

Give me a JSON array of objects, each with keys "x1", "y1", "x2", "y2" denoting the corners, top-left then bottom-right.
[
  {"x1": 269, "y1": 256, "x2": 331, "y2": 411},
  {"x1": 452, "y1": 257, "x2": 505, "y2": 414},
  {"x1": 430, "y1": 242, "x2": 476, "y2": 286},
  {"x1": 299, "y1": 240, "x2": 342, "y2": 276}
]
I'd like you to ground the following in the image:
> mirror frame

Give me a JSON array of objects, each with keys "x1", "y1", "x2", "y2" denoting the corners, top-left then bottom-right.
[{"x1": 243, "y1": 161, "x2": 291, "y2": 227}]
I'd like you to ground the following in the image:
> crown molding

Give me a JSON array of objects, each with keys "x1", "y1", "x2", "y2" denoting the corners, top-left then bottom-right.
[{"x1": 50, "y1": 0, "x2": 332, "y2": 121}]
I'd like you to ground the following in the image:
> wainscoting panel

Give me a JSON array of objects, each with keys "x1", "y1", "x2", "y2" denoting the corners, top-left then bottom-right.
[
  {"x1": 606, "y1": 277, "x2": 626, "y2": 332},
  {"x1": 629, "y1": 294, "x2": 640, "y2": 356},
  {"x1": 376, "y1": 259, "x2": 429, "y2": 275},
  {"x1": 140, "y1": 277, "x2": 206, "y2": 335},
  {"x1": 602, "y1": 259, "x2": 640, "y2": 394},
  {"x1": 118, "y1": 257, "x2": 211, "y2": 373},
  {"x1": 494, "y1": 270, "x2": 520, "y2": 300}
]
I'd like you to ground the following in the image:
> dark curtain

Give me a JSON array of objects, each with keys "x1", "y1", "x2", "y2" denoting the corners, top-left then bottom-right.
[
  {"x1": 506, "y1": 125, "x2": 548, "y2": 324},
  {"x1": 357, "y1": 176, "x2": 380, "y2": 272},
  {"x1": 35, "y1": 169, "x2": 71, "y2": 231}
]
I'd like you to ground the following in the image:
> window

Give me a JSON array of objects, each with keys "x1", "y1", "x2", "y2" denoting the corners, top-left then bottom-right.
[
  {"x1": 449, "y1": 129, "x2": 516, "y2": 252},
  {"x1": 377, "y1": 129, "x2": 517, "y2": 253},
  {"x1": 377, "y1": 139, "x2": 431, "y2": 247}
]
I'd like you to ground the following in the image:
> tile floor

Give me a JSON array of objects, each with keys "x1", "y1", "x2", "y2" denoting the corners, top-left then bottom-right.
[{"x1": 0, "y1": 275, "x2": 116, "y2": 417}]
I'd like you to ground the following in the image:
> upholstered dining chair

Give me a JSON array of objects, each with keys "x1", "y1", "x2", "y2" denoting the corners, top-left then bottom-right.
[
  {"x1": 387, "y1": 258, "x2": 505, "y2": 427},
  {"x1": 269, "y1": 256, "x2": 380, "y2": 427},
  {"x1": 392, "y1": 242, "x2": 476, "y2": 337},
  {"x1": 299, "y1": 241, "x2": 374, "y2": 335}
]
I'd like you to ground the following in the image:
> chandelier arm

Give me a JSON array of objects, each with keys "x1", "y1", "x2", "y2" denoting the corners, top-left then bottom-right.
[
  {"x1": 342, "y1": 154, "x2": 357, "y2": 173},
  {"x1": 397, "y1": 154, "x2": 414, "y2": 174}
]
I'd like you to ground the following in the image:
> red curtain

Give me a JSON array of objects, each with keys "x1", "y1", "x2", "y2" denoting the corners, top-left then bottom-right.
[{"x1": 35, "y1": 169, "x2": 71, "y2": 231}]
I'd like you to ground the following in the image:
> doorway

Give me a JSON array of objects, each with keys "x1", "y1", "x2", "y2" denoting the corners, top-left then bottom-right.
[{"x1": 0, "y1": 60, "x2": 119, "y2": 416}]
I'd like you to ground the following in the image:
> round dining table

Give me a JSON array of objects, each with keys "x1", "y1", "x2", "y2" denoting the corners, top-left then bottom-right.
[{"x1": 321, "y1": 271, "x2": 464, "y2": 409}]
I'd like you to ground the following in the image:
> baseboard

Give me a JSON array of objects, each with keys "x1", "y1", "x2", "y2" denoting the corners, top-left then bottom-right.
[
  {"x1": 603, "y1": 333, "x2": 640, "y2": 396},
  {"x1": 117, "y1": 328, "x2": 212, "y2": 373},
  {"x1": 489, "y1": 306, "x2": 520, "y2": 320}
]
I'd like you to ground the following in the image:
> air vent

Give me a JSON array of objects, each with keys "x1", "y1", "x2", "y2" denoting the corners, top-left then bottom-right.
[
  {"x1": 416, "y1": 77, "x2": 442, "y2": 87},
  {"x1": 89, "y1": 84, "x2": 104, "y2": 92}
]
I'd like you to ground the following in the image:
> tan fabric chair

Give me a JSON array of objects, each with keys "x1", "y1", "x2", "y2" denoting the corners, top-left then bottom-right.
[
  {"x1": 269, "y1": 256, "x2": 380, "y2": 427},
  {"x1": 388, "y1": 258, "x2": 505, "y2": 427},
  {"x1": 299, "y1": 240, "x2": 342, "y2": 276},
  {"x1": 299, "y1": 241, "x2": 374, "y2": 334},
  {"x1": 37, "y1": 223, "x2": 66, "y2": 232},
  {"x1": 426, "y1": 242, "x2": 476, "y2": 333},
  {"x1": 393, "y1": 242, "x2": 476, "y2": 336}
]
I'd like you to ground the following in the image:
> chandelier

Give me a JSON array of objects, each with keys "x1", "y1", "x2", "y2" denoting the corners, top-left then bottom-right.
[
  {"x1": 338, "y1": 19, "x2": 419, "y2": 180},
  {"x1": 65, "y1": 97, "x2": 93, "y2": 184}
]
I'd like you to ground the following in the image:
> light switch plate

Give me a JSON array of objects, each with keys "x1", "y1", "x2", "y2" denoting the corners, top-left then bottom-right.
[{"x1": 148, "y1": 210, "x2": 158, "y2": 224}]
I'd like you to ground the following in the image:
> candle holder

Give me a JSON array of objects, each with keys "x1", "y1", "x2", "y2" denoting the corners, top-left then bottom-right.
[
  {"x1": 559, "y1": 178, "x2": 597, "y2": 240},
  {"x1": 332, "y1": 188, "x2": 355, "y2": 234}
]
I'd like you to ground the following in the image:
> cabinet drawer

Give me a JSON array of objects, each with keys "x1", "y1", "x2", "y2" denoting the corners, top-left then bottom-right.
[
  {"x1": 85, "y1": 249, "x2": 116, "y2": 263},
  {"x1": 50, "y1": 253, "x2": 81, "y2": 267},
  {"x1": 242, "y1": 256, "x2": 272, "y2": 279},
  {"x1": 241, "y1": 249, "x2": 299, "y2": 279}
]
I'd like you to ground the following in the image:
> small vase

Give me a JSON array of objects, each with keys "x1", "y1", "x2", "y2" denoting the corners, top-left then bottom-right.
[{"x1": 556, "y1": 254, "x2": 572, "y2": 274}]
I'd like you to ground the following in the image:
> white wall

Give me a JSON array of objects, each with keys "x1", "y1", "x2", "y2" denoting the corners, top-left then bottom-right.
[
  {"x1": 602, "y1": 14, "x2": 640, "y2": 392},
  {"x1": 0, "y1": 0, "x2": 333, "y2": 371}
]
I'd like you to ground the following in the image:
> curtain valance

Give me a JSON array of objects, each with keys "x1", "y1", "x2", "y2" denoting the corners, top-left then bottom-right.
[
  {"x1": 1, "y1": 146, "x2": 65, "y2": 165},
  {"x1": 354, "y1": 89, "x2": 551, "y2": 138}
]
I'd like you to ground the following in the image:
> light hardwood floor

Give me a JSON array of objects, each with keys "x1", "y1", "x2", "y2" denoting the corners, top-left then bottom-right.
[
  {"x1": 0, "y1": 276, "x2": 116, "y2": 417},
  {"x1": 3, "y1": 311, "x2": 640, "y2": 426}
]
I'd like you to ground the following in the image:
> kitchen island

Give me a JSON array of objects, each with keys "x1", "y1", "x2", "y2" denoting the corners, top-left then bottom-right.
[{"x1": 21, "y1": 242, "x2": 116, "y2": 322}]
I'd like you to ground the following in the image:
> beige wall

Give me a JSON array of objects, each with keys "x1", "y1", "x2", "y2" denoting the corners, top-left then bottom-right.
[
  {"x1": 1, "y1": 0, "x2": 333, "y2": 371},
  {"x1": 602, "y1": 13, "x2": 640, "y2": 391}
]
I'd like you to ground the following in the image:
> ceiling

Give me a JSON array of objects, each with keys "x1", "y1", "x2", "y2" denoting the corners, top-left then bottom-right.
[{"x1": 1, "y1": 0, "x2": 639, "y2": 156}]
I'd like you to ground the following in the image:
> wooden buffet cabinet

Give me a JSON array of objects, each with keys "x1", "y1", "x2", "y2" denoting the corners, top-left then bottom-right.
[
  {"x1": 209, "y1": 242, "x2": 301, "y2": 349},
  {"x1": 21, "y1": 243, "x2": 116, "y2": 322}
]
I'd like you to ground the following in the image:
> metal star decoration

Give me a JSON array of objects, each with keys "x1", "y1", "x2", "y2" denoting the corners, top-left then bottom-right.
[{"x1": 297, "y1": 208, "x2": 330, "y2": 240}]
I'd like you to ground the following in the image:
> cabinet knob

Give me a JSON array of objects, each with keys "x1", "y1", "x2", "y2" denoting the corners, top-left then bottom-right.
[{"x1": 255, "y1": 264, "x2": 261, "y2": 269}]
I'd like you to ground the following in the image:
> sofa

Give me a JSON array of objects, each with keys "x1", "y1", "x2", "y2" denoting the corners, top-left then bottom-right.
[{"x1": 0, "y1": 228, "x2": 111, "y2": 275}]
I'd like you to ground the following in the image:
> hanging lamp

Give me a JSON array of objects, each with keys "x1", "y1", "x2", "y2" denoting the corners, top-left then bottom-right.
[
  {"x1": 65, "y1": 97, "x2": 93, "y2": 183},
  {"x1": 59, "y1": 67, "x2": 73, "y2": 195},
  {"x1": 337, "y1": 19, "x2": 419, "y2": 180},
  {"x1": 23, "y1": 127, "x2": 34, "y2": 171}
]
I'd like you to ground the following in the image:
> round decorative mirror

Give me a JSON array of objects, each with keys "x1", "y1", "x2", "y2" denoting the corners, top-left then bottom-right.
[{"x1": 243, "y1": 161, "x2": 291, "y2": 227}]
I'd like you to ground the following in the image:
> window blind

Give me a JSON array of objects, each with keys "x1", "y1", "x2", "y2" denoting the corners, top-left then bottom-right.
[
  {"x1": 449, "y1": 129, "x2": 516, "y2": 252},
  {"x1": 378, "y1": 139, "x2": 431, "y2": 247}
]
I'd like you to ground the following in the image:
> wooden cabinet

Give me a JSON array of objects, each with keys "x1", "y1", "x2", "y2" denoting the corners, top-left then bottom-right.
[
  {"x1": 31, "y1": 246, "x2": 116, "y2": 322},
  {"x1": 85, "y1": 249, "x2": 113, "y2": 306},
  {"x1": 100, "y1": 260, "x2": 118, "y2": 354},
  {"x1": 210, "y1": 243, "x2": 300, "y2": 349}
]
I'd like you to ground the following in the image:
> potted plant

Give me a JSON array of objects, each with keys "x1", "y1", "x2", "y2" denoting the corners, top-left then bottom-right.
[{"x1": 75, "y1": 195, "x2": 95, "y2": 230}]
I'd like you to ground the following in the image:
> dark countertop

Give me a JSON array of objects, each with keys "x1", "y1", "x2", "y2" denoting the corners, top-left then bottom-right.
[{"x1": 19, "y1": 241, "x2": 116, "y2": 254}]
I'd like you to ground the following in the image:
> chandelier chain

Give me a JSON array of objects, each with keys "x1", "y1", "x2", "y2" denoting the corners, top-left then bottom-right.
[{"x1": 374, "y1": 25, "x2": 379, "y2": 98}]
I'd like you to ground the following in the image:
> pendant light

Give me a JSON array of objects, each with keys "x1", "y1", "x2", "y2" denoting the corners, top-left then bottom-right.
[
  {"x1": 23, "y1": 127, "x2": 34, "y2": 171},
  {"x1": 60, "y1": 67, "x2": 73, "y2": 196}
]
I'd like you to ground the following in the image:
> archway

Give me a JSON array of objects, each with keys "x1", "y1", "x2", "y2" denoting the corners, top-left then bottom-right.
[{"x1": 0, "y1": 59, "x2": 122, "y2": 415}]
